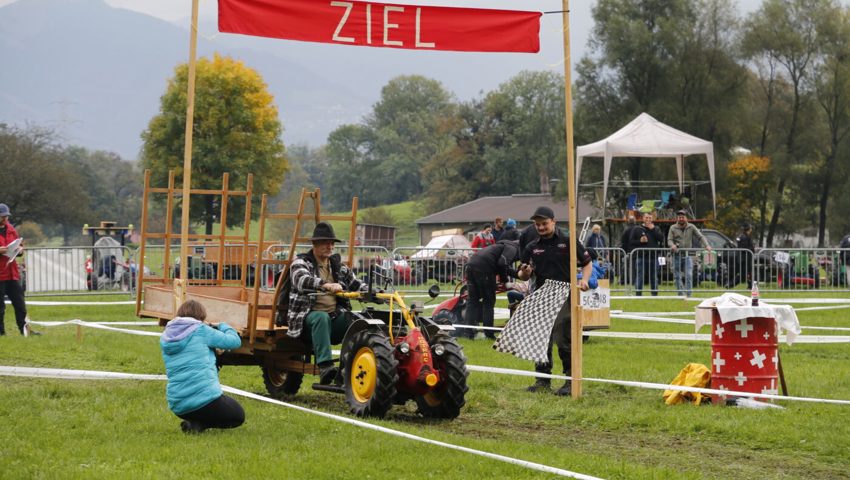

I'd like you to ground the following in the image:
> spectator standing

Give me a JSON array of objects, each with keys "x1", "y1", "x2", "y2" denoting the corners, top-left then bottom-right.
[
  {"x1": 492, "y1": 217, "x2": 505, "y2": 241},
  {"x1": 630, "y1": 213, "x2": 664, "y2": 296},
  {"x1": 517, "y1": 206, "x2": 592, "y2": 396},
  {"x1": 471, "y1": 225, "x2": 496, "y2": 249},
  {"x1": 0, "y1": 203, "x2": 34, "y2": 336},
  {"x1": 160, "y1": 300, "x2": 245, "y2": 433},
  {"x1": 462, "y1": 239, "x2": 521, "y2": 340},
  {"x1": 736, "y1": 223, "x2": 756, "y2": 289},
  {"x1": 667, "y1": 210, "x2": 711, "y2": 297},
  {"x1": 619, "y1": 215, "x2": 638, "y2": 285},
  {"x1": 501, "y1": 218, "x2": 520, "y2": 242},
  {"x1": 840, "y1": 233, "x2": 850, "y2": 286}
]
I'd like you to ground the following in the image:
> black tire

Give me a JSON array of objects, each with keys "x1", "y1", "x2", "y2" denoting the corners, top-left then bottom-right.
[
  {"x1": 341, "y1": 330, "x2": 398, "y2": 418},
  {"x1": 415, "y1": 335, "x2": 468, "y2": 419},
  {"x1": 262, "y1": 362, "x2": 304, "y2": 398}
]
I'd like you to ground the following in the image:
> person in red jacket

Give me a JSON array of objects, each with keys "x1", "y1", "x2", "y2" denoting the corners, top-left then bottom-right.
[
  {"x1": 470, "y1": 225, "x2": 496, "y2": 249},
  {"x1": 0, "y1": 203, "x2": 34, "y2": 336}
]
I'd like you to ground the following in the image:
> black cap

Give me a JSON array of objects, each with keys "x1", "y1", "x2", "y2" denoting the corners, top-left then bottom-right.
[
  {"x1": 676, "y1": 209, "x2": 688, "y2": 216},
  {"x1": 531, "y1": 206, "x2": 555, "y2": 220},
  {"x1": 310, "y1": 222, "x2": 342, "y2": 242}
]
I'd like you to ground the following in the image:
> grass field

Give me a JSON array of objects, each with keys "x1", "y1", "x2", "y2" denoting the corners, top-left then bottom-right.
[{"x1": 1, "y1": 294, "x2": 849, "y2": 479}]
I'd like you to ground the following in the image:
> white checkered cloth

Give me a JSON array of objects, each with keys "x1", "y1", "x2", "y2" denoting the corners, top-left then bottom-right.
[{"x1": 493, "y1": 280, "x2": 569, "y2": 363}]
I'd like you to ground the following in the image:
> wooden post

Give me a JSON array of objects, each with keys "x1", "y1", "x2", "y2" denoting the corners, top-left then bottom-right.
[
  {"x1": 561, "y1": 0, "x2": 582, "y2": 398},
  {"x1": 177, "y1": 0, "x2": 200, "y2": 296},
  {"x1": 76, "y1": 324, "x2": 82, "y2": 343}
]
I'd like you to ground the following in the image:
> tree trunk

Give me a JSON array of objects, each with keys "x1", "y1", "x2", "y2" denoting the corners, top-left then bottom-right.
[{"x1": 766, "y1": 177, "x2": 786, "y2": 247}]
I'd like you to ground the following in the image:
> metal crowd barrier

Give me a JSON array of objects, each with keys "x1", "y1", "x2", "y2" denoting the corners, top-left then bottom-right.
[
  {"x1": 19, "y1": 243, "x2": 850, "y2": 297},
  {"x1": 392, "y1": 246, "x2": 475, "y2": 289},
  {"x1": 23, "y1": 245, "x2": 136, "y2": 296}
]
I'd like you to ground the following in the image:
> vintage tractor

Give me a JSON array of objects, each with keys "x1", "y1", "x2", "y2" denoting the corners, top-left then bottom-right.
[
  {"x1": 307, "y1": 270, "x2": 469, "y2": 418},
  {"x1": 135, "y1": 174, "x2": 468, "y2": 418}
]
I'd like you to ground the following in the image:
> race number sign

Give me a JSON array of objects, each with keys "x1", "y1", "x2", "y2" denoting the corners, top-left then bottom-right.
[
  {"x1": 579, "y1": 285, "x2": 610, "y2": 310},
  {"x1": 218, "y1": 0, "x2": 541, "y2": 53}
]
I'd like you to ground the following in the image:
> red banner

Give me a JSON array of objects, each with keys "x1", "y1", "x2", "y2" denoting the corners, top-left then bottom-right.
[{"x1": 218, "y1": 0, "x2": 541, "y2": 53}]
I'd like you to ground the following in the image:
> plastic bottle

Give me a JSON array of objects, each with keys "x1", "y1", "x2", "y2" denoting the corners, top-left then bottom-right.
[{"x1": 751, "y1": 280, "x2": 760, "y2": 307}]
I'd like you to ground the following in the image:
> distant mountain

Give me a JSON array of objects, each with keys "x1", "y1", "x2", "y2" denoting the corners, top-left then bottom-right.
[
  {"x1": 0, "y1": 0, "x2": 594, "y2": 160},
  {"x1": 0, "y1": 0, "x2": 371, "y2": 159}
]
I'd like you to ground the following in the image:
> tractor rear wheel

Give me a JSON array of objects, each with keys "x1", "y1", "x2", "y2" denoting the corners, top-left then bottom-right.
[
  {"x1": 342, "y1": 330, "x2": 398, "y2": 418},
  {"x1": 415, "y1": 335, "x2": 468, "y2": 419},
  {"x1": 262, "y1": 360, "x2": 304, "y2": 398}
]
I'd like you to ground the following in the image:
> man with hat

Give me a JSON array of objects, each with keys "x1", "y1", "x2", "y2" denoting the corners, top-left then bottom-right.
[
  {"x1": 286, "y1": 222, "x2": 364, "y2": 384},
  {"x1": 667, "y1": 209, "x2": 711, "y2": 297},
  {"x1": 516, "y1": 205, "x2": 593, "y2": 396},
  {"x1": 0, "y1": 203, "x2": 34, "y2": 336}
]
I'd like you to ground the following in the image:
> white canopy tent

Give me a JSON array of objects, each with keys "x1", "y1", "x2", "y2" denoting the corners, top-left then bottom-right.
[{"x1": 576, "y1": 113, "x2": 716, "y2": 214}]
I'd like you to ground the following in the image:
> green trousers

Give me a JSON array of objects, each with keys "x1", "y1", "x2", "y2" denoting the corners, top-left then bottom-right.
[{"x1": 304, "y1": 311, "x2": 349, "y2": 364}]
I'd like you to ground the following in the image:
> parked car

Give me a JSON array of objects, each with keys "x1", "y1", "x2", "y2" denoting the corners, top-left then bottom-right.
[
  {"x1": 375, "y1": 254, "x2": 412, "y2": 285},
  {"x1": 409, "y1": 234, "x2": 471, "y2": 283}
]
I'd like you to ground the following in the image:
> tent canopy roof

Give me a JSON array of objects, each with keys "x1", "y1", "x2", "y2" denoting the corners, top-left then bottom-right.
[{"x1": 576, "y1": 113, "x2": 716, "y2": 214}]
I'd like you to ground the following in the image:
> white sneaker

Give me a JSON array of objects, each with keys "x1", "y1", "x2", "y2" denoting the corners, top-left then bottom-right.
[{"x1": 22, "y1": 324, "x2": 29, "y2": 337}]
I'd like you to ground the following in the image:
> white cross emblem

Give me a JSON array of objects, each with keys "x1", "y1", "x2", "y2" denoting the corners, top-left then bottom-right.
[
  {"x1": 750, "y1": 350, "x2": 767, "y2": 369},
  {"x1": 763, "y1": 331, "x2": 770, "y2": 340},
  {"x1": 735, "y1": 319, "x2": 754, "y2": 338},
  {"x1": 715, "y1": 323, "x2": 725, "y2": 339},
  {"x1": 761, "y1": 378, "x2": 778, "y2": 396},
  {"x1": 713, "y1": 351, "x2": 726, "y2": 373},
  {"x1": 735, "y1": 371, "x2": 748, "y2": 386},
  {"x1": 734, "y1": 352, "x2": 742, "y2": 360}
]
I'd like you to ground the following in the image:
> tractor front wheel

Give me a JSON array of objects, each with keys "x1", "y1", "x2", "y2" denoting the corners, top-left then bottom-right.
[
  {"x1": 342, "y1": 330, "x2": 398, "y2": 418},
  {"x1": 415, "y1": 335, "x2": 468, "y2": 419},
  {"x1": 261, "y1": 360, "x2": 304, "y2": 398}
]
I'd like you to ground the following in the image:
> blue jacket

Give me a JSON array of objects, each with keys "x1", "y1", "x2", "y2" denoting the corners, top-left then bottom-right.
[{"x1": 160, "y1": 317, "x2": 241, "y2": 415}]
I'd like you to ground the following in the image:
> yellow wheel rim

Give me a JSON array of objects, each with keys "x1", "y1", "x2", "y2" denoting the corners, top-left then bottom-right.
[{"x1": 350, "y1": 346, "x2": 377, "y2": 403}]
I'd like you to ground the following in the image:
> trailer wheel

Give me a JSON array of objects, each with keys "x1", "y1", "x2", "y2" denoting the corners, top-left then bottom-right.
[
  {"x1": 261, "y1": 363, "x2": 304, "y2": 398},
  {"x1": 415, "y1": 335, "x2": 468, "y2": 419},
  {"x1": 342, "y1": 330, "x2": 398, "y2": 418}
]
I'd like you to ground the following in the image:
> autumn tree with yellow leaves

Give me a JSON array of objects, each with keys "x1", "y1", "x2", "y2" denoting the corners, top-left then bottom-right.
[{"x1": 141, "y1": 54, "x2": 287, "y2": 234}]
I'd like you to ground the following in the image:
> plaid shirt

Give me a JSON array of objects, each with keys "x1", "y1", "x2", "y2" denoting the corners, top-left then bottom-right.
[{"x1": 286, "y1": 251, "x2": 363, "y2": 339}]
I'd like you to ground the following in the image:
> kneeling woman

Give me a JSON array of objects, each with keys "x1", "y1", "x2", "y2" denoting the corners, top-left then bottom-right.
[{"x1": 161, "y1": 300, "x2": 244, "y2": 433}]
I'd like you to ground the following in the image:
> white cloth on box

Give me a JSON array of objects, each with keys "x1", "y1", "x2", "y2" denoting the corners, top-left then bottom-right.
[
  {"x1": 694, "y1": 293, "x2": 801, "y2": 345},
  {"x1": 493, "y1": 280, "x2": 569, "y2": 364}
]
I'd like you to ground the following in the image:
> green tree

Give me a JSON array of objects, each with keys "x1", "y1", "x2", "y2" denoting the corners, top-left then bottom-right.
[
  {"x1": 0, "y1": 124, "x2": 90, "y2": 244},
  {"x1": 741, "y1": 0, "x2": 835, "y2": 245},
  {"x1": 140, "y1": 54, "x2": 287, "y2": 234},
  {"x1": 812, "y1": 4, "x2": 850, "y2": 245},
  {"x1": 366, "y1": 75, "x2": 457, "y2": 206},
  {"x1": 575, "y1": 0, "x2": 747, "y2": 204}
]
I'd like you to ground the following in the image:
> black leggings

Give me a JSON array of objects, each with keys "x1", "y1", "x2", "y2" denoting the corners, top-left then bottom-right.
[
  {"x1": 178, "y1": 394, "x2": 245, "y2": 430},
  {"x1": 0, "y1": 279, "x2": 27, "y2": 335}
]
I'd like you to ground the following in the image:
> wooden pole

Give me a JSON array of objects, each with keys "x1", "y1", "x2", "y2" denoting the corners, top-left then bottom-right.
[
  {"x1": 561, "y1": 0, "x2": 582, "y2": 398},
  {"x1": 177, "y1": 0, "x2": 200, "y2": 295}
]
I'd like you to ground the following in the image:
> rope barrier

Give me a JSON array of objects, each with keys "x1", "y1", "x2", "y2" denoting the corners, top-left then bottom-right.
[{"x1": 0, "y1": 365, "x2": 600, "y2": 480}]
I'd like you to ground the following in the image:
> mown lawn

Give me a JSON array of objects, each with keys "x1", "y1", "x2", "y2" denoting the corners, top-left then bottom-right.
[{"x1": 1, "y1": 295, "x2": 848, "y2": 479}]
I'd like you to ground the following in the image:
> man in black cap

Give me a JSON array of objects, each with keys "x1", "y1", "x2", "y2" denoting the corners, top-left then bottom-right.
[
  {"x1": 286, "y1": 222, "x2": 364, "y2": 384},
  {"x1": 516, "y1": 206, "x2": 592, "y2": 396}
]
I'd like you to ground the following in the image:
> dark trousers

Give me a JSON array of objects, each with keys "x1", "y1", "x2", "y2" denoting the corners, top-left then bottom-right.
[
  {"x1": 635, "y1": 257, "x2": 659, "y2": 296},
  {"x1": 535, "y1": 301, "x2": 572, "y2": 376},
  {"x1": 178, "y1": 394, "x2": 245, "y2": 430},
  {"x1": 0, "y1": 279, "x2": 27, "y2": 335},
  {"x1": 463, "y1": 266, "x2": 496, "y2": 339}
]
